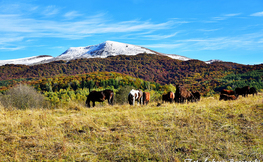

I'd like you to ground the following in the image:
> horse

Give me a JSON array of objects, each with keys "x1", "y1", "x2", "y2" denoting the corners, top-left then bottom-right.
[
  {"x1": 143, "y1": 92, "x2": 150, "y2": 105},
  {"x1": 191, "y1": 91, "x2": 201, "y2": 102},
  {"x1": 86, "y1": 91, "x2": 106, "y2": 108},
  {"x1": 175, "y1": 85, "x2": 193, "y2": 103},
  {"x1": 219, "y1": 94, "x2": 237, "y2": 101},
  {"x1": 128, "y1": 89, "x2": 143, "y2": 105},
  {"x1": 249, "y1": 87, "x2": 257, "y2": 96},
  {"x1": 235, "y1": 86, "x2": 250, "y2": 97},
  {"x1": 103, "y1": 89, "x2": 114, "y2": 105},
  {"x1": 175, "y1": 85, "x2": 181, "y2": 103},
  {"x1": 162, "y1": 91, "x2": 175, "y2": 103},
  {"x1": 221, "y1": 89, "x2": 236, "y2": 95}
]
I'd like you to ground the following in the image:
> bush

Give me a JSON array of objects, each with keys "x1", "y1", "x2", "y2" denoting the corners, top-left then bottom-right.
[
  {"x1": 0, "y1": 84, "x2": 46, "y2": 109},
  {"x1": 115, "y1": 85, "x2": 135, "y2": 104}
]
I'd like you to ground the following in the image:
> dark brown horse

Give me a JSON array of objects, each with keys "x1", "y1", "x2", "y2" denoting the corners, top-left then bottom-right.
[
  {"x1": 235, "y1": 86, "x2": 250, "y2": 97},
  {"x1": 86, "y1": 91, "x2": 106, "y2": 108},
  {"x1": 249, "y1": 87, "x2": 257, "y2": 96},
  {"x1": 162, "y1": 91, "x2": 175, "y2": 103},
  {"x1": 175, "y1": 85, "x2": 193, "y2": 103},
  {"x1": 143, "y1": 92, "x2": 150, "y2": 105},
  {"x1": 103, "y1": 89, "x2": 114, "y2": 105},
  {"x1": 191, "y1": 91, "x2": 201, "y2": 102}
]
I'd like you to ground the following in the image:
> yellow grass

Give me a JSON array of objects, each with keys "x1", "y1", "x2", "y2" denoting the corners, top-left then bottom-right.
[{"x1": 0, "y1": 94, "x2": 262, "y2": 161}]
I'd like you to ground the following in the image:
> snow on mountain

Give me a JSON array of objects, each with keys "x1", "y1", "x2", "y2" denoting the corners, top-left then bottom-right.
[
  {"x1": 205, "y1": 59, "x2": 223, "y2": 64},
  {"x1": 0, "y1": 55, "x2": 53, "y2": 66},
  {"x1": 0, "y1": 41, "x2": 194, "y2": 66},
  {"x1": 54, "y1": 40, "x2": 191, "y2": 61},
  {"x1": 165, "y1": 54, "x2": 191, "y2": 61},
  {"x1": 55, "y1": 41, "x2": 157, "y2": 61}
]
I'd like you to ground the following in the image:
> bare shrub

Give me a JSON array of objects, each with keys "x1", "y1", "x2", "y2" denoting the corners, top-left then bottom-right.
[{"x1": 0, "y1": 84, "x2": 46, "y2": 109}]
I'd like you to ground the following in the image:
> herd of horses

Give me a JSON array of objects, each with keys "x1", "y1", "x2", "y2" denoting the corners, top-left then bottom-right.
[
  {"x1": 162, "y1": 85, "x2": 201, "y2": 104},
  {"x1": 85, "y1": 85, "x2": 258, "y2": 107},
  {"x1": 219, "y1": 86, "x2": 258, "y2": 101}
]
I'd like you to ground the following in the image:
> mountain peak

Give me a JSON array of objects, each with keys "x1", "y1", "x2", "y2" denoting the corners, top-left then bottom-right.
[{"x1": 56, "y1": 40, "x2": 157, "y2": 61}]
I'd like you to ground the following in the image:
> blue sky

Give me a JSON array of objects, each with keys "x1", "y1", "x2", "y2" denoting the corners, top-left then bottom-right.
[{"x1": 0, "y1": 0, "x2": 262, "y2": 64}]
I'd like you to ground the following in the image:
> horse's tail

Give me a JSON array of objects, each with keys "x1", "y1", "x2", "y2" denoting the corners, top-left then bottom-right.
[{"x1": 110, "y1": 92, "x2": 114, "y2": 105}]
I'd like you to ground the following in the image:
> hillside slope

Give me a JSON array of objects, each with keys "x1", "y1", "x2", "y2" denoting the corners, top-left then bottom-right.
[{"x1": 1, "y1": 54, "x2": 263, "y2": 94}]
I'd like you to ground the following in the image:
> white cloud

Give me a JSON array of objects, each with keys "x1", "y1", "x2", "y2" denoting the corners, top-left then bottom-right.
[
  {"x1": 223, "y1": 13, "x2": 241, "y2": 17},
  {"x1": 250, "y1": 11, "x2": 263, "y2": 16},
  {"x1": 42, "y1": 5, "x2": 59, "y2": 16},
  {"x1": 64, "y1": 11, "x2": 82, "y2": 19},
  {"x1": 198, "y1": 28, "x2": 221, "y2": 32},
  {"x1": 0, "y1": 46, "x2": 25, "y2": 51},
  {"x1": 0, "y1": 12, "x2": 178, "y2": 50},
  {"x1": 143, "y1": 43, "x2": 183, "y2": 49},
  {"x1": 143, "y1": 32, "x2": 179, "y2": 40},
  {"x1": 177, "y1": 32, "x2": 263, "y2": 51},
  {"x1": 212, "y1": 13, "x2": 241, "y2": 21}
]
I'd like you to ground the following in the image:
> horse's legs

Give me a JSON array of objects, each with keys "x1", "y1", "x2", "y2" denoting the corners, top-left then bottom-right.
[
  {"x1": 86, "y1": 99, "x2": 90, "y2": 108},
  {"x1": 92, "y1": 101, "x2": 95, "y2": 107},
  {"x1": 87, "y1": 102, "x2": 90, "y2": 108}
]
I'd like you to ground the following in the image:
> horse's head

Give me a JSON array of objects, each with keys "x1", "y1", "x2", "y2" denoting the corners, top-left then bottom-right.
[
  {"x1": 100, "y1": 92, "x2": 106, "y2": 101},
  {"x1": 128, "y1": 93, "x2": 134, "y2": 105}
]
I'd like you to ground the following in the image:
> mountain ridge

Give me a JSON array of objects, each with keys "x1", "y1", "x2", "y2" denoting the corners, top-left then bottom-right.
[{"x1": 0, "y1": 41, "x2": 193, "y2": 66}]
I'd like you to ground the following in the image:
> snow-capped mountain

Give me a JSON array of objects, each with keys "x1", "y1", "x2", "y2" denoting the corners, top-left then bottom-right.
[
  {"x1": 0, "y1": 41, "x2": 193, "y2": 66},
  {"x1": 53, "y1": 41, "x2": 191, "y2": 61},
  {"x1": 56, "y1": 41, "x2": 156, "y2": 60},
  {"x1": 0, "y1": 55, "x2": 53, "y2": 66}
]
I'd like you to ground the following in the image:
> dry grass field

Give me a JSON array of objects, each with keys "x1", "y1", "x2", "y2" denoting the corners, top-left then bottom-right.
[{"x1": 0, "y1": 94, "x2": 262, "y2": 161}]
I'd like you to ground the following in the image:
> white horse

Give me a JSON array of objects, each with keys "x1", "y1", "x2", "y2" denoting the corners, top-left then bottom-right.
[{"x1": 128, "y1": 89, "x2": 143, "y2": 105}]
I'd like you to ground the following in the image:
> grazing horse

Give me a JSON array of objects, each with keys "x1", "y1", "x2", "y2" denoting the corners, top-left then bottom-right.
[
  {"x1": 219, "y1": 94, "x2": 237, "y2": 101},
  {"x1": 221, "y1": 89, "x2": 236, "y2": 95},
  {"x1": 86, "y1": 91, "x2": 106, "y2": 108},
  {"x1": 191, "y1": 91, "x2": 201, "y2": 102},
  {"x1": 162, "y1": 91, "x2": 175, "y2": 103},
  {"x1": 175, "y1": 85, "x2": 193, "y2": 103},
  {"x1": 175, "y1": 85, "x2": 181, "y2": 103},
  {"x1": 128, "y1": 89, "x2": 143, "y2": 105},
  {"x1": 143, "y1": 92, "x2": 150, "y2": 105},
  {"x1": 249, "y1": 87, "x2": 257, "y2": 96},
  {"x1": 235, "y1": 86, "x2": 250, "y2": 97},
  {"x1": 103, "y1": 89, "x2": 114, "y2": 105}
]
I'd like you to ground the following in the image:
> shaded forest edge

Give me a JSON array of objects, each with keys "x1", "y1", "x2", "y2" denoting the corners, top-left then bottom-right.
[{"x1": 0, "y1": 54, "x2": 263, "y2": 95}]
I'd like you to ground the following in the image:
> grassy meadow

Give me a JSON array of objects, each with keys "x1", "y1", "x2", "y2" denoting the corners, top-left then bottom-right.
[{"x1": 0, "y1": 94, "x2": 262, "y2": 161}]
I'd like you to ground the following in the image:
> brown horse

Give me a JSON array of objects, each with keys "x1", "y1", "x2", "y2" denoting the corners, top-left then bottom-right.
[
  {"x1": 86, "y1": 91, "x2": 106, "y2": 108},
  {"x1": 235, "y1": 86, "x2": 250, "y2": 97},
  {"x1": 143, "y1": 92, "x2": 150, "y2": 105},
  {"x1": 249, "y1": 87, "x2": 257, "y2": 96},
  {"x1": 219, "y1": 94, "x2": 237, "y2": 101},
  {"x1": 221, "y1": 89, "x2": 236, "y2": 95},
  {"x1": 162, "y1": 91, "x2": 175, "y2": 103},
  {"x1": 175, "y1": 85, "x2": 193, "y2": 103},
  {"x1": 191, "y1": 91, "x2": 201, "y2": 102}
]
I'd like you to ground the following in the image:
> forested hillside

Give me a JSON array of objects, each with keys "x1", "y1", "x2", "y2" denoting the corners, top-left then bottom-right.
[{"x1": 0, "y1": 54, "x2": 263, "y2": 94}]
